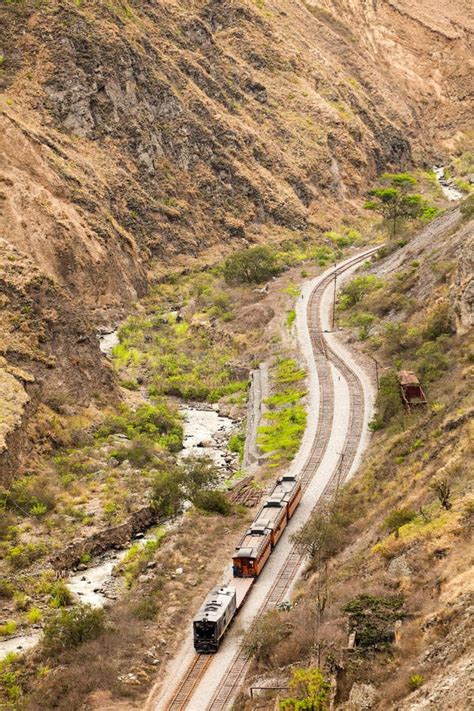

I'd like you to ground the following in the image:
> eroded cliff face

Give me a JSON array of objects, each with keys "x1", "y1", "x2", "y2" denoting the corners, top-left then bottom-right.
[{"x1": 0, "y1": 0, "x2": 472, "y2": 474}]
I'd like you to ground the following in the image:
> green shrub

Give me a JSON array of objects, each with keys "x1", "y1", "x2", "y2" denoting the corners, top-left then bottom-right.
[
  {"x1": 0, "y1": 579, "x2": 15, "y2": 599},
  {"x1": 0, "y1": 621, "x2": 17, "y2": 637},
  {"x1": 280, "y1": 667, "x2": 331, "y2": 710},
  {"x1": 193, "y1": 490, "x2": 232, "y2": 515},
  {"x1": 49, "y1": 580, "x2": 74, "y2": 608},
  {"x1": 324, "y1": 228, "x2": 359, "y2": 247},
  {"x1": 181, "y1": 455, "x2": 220, "y2": 498},
  {"x1": 460, "y1": 194, "x2": 474, "y2": 221},
  {"x1": 415, "y1": 340, "x2": 449, "y2": 382},
  {"x1": 408, "y1": 674, "x2": 424, "y2": 690},
  {"x1": 149, "y1": 467, "x2": 185, "y2": 518},
  {"x1": 348, "y1": 312, "x2": 376, "y2": 340},
  {"x1": 228, "y1": 432, "x2": 245, "y2": 461},
  {"x1": 5, "y1": 476, "x2": 55, "y2": 517},
  {"x1": 338, "y1": 275, "x2": 383, "y2": 310},
  {"x1": 0, "y1": 511, "x2": 17, "y2": 541},
  {"x1": 30, "y1": 502, "x2": 48, "y2": 517},
  {"x1": 132, "y1": 596, "x2": 159, "y2": 620},
  {"x1": 97, "y1": 402, "x2": 182, "y2": 452},
  {"x1": 243, "y1": 610, "x2": 288, "y2": 665},
  {"x1": 223, "y1": 245, "x2": 282, "y2": 284},
  {"x1": 42, "y1": 604, "x2": 105, "y2": 654},
  {"x1": 110, "y1": 436, "x2": 158, "y2": 467},
  {"x1": 286, "y1": 309, "x2": 296, "y2": 328},
  {"x1": 13, "y1": 592, "x2": 28, "y2": 611},
  {"x1": 423, "y1": 303, "x2": 453, "y2": 341},
  {"x1": 369, "y1": 370, "x2": 403, "y2": 430},
  {"x1": 343, "y1": 594, "x2": 405, "y2": 648},
  {"x1": 384, "y1": 508, "x2": 417, "y2": 537},
  {"x1": 0, "y1": 652, "x2": 23, "y2": 705},
  {"x1": 6, "y1": 543, "x2": 46, "y2": 570},
  {"x1": 26, "y1": 607, "x2": 42, "y2": 624},
  {"x1": 310, "y1": 246, "x2": 336, "y2": 266},
  {"x1": 292, "y1": 507, "x2": 348, "y2": 564},
  {"x1": 121, "y1": 530, "x2": 165, "y2": 587},
  {"x1": 258, "y1": 358, "x2": 307, "y2": 466},
  {"x1": 258, "y1": 404, "x2": 306, "y2": 465}
]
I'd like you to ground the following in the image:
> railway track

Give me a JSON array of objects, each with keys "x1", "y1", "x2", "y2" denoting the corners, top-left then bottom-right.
[
  {"x1": 167, "y1": 654, "x2": 212, "y2": 711},
  {"x1": 207, "y1": 247, "x2": 379, "y2": 711},
  {"x1": 164, "y1": 247, "x2": 379, "y2": 711}
]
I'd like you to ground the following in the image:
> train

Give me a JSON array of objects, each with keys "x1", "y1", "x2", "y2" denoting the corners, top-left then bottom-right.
[{"x1": 193, "y1": 473, "x2": 302, "y2": 653}]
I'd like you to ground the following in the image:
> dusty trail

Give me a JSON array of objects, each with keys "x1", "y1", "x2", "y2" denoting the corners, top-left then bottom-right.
[{"x1": 149, "y1": 248, "x2": 378, "y2": 711}]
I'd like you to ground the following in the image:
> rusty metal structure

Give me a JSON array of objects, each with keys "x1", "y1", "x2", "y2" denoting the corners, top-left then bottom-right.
[{"x1": 398, "y1": 370, "x2": 427, "y2": 412}]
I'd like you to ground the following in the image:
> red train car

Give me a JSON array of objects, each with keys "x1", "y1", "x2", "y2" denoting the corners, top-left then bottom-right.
[
  {"x1": 269, "y1": 474, "x2": 302, "y2": 520},
  {"x1": 232, "y1": 474, "x2": 302, "y2": 577},
  {"x1": 251, "y1": 503, "x2": 287, "y2": 549},
  {"x1": 232, "y1": 528, "x2": 272, "y2": 578}
]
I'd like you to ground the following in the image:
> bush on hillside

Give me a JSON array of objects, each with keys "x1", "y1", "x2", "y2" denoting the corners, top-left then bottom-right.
[
  {"x1": 369, "y1": 370, "x2": 404, "y2": 430},
  {"x1": 192, "y1": 490, "x2": 232, "y2": 515},
  {"x1": 223, "y1": 246, "x2": 282, "y2": 284},
  {"x1": 42, "y1": 604, "x2": 105, "y2": 654}
]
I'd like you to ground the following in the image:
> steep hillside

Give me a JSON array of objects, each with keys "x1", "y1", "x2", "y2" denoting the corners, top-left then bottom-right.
[{"x1": 1, "y1": 0, "x2": 472, "y2": 474}]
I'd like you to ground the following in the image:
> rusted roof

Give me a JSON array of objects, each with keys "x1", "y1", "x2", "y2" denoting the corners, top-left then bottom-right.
[{"x1": 399, "y1": 370, "x2": 420, "y2": 386}]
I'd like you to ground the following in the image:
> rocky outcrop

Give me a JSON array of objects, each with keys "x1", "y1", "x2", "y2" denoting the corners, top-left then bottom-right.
[
  {"x1": 50, "y1": 505, "x2": 159, "y2": 571},
  {"x1": 452, "y1": 231, "x2": 474, "y2": 335}
]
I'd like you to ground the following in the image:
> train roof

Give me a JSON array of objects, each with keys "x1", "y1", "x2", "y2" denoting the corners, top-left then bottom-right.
[
  {"x1": 251, "y1": 501, "x2": 286, "y2": 531},
  {"x1": 271, "y1": 475, "x2": 301, "y2": 499},
  {"x1": 193, "y1": 585, "x2": 236, "y2": 624},
  {"x1": 233, "y1": 529, "x2": 271, "y2": 560}
]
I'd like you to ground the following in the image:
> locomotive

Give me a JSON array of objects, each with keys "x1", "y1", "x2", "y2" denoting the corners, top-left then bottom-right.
[
  {"x1": 193, "y1": 585, "x2": 237, "y2": 653},
  {"x1": 193, "y1": 473, "x2": 302, "y2": 653}
]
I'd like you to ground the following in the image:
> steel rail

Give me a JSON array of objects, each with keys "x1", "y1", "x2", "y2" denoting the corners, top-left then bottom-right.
[
  {"x1": 207, "y1": 246, "x2": 379, "y2": 711},
  {"x1": 167, "y1": 654, "x2": 213, "y2": 711}
]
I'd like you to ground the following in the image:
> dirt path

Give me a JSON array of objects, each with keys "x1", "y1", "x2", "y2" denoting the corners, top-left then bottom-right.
[{"x1": 148, "y1": 248, "x2": 378, "y2": 711}]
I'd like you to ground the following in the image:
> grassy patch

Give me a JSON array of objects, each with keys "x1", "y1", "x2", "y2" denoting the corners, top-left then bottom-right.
[{"x1": 258, "y1": 359, "x2": 307, "y2": 466}]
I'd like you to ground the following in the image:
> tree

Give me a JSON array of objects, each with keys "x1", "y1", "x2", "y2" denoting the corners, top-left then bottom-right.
[
  {"x1": 338, "y1": 274, "x2": 383, "y2": 309},
  {"x1": 364, "y1": 173, "x2": 425, "y2": 238},
  {"x1": 291, "y1": 509, "x2": 345, "y2": 564},
  {"x1": 383, "y1": 508, "x2": 416, "y2": 538},
  {"x1": 180, "y1": 455, "x2": 220, "y2": 499},
  {"x1": 369, "y1": 369, "x2": 403, "y2": 430},
  {"x1": 149, "y1": 466, "x2": 185, "y2": 518},
  {"x1": 223, "y1": 245, "x2": 282, "y2": 284},
  {"x1": 243, "y1": 610, "x2": 289, "y2": 667},
  {"x1": 431, "y1": 478, "x2": 452, "y2": 510},
  {"x1": 280, "y1": 667, "x2": 331, "y2": 711}
]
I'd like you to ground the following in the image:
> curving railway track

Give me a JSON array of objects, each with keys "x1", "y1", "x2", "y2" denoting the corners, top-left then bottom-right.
[{"x1": 157, "y1": 246, "x2": 379, "y2": 711}]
